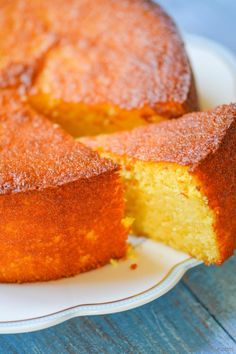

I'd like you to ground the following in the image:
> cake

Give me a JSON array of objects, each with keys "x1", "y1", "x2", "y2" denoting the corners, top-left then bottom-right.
[
  {"x1": 82, "y1": 104, "x2": 236, "y2": 264},
  {"x1": 0, "y1": 0, "x2": 232, "y2": 282},
  {"x1": 1, "y1": 0, "x2": 198, "y2": 136},
  {"x1": 0, "y1": 1, "x2": 56, "y2": 91},
  {"x1": 0, "y1": 91, "x2": 129, "y2": 283}
]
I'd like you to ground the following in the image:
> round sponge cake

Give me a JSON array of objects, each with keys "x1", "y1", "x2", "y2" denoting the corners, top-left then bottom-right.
[
  {"x1": 0, "y1": 1, "x2": 202, "y2": 282},
  {"x1": 0, "y1": 0, "x2": 198, "y2": 136}
]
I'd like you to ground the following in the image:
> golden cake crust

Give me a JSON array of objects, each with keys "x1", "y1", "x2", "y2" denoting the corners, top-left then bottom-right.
[
  {"x1": 82, "y1": 104, "x2": 236, "y2": 167},
  {"x1": 0, "y1": 173, "x2": 128, "y2": 283},
  {"x1": 0, "y1": 0, "x2": 198, "y2": 118},
  {"x1": 0, "y1": 91, "x2": 116, "y2": 195},
  {"x1": 32, "y1": 0, "x2": 198, "y2": 116},
  {"x1": 0, "y1": 91, "x2": 128, "y2": 282},
  {"x1": 194, "y1": 118, "x2": 236, "y2": 263},
  {"x1": 0, "y1": 1, "x2": 56, "y2": 90},
  {"x1": 82, "y1": 104, "x2": 236, "y2": 263}
]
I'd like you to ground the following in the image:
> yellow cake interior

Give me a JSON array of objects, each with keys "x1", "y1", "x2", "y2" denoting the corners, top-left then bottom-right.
[
  {"x1": 101, "y1": 153, "x2": 220, "y2": 263},
  {"x1": 29, "y1": 94, "x2": 165, "y2": 137}
]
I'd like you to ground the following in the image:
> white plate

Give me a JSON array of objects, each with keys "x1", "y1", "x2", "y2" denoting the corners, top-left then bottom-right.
[{"x1": 1, "y1": 34, "x2": 236, "y2": 334}]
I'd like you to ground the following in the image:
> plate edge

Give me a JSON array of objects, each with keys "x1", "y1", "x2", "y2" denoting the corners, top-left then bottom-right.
[{"x1": 0, "y1": 258, "x2": 200, "y2": 333}]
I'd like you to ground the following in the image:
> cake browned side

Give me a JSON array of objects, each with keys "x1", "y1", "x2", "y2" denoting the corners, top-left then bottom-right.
[
  {"x1": 0, "y1": 91, "x2": 129, "y2": 283},
  {"x1": 0, "y1": 0, "x2": 198, "y2": 136},
  {"x1": 82, "y1": 104, "x2": 236, "y2": 264}
]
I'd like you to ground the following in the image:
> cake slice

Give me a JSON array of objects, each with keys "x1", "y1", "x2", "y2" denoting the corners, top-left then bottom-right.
[
  {"x1": 82, "y1": 104, "x2": 236, "y2": 264},
  {"x1": 0, "y1": 91, "x2": 129, "y2": 283}
]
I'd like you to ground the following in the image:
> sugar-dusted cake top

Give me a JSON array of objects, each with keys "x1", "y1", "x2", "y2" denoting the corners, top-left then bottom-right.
[
  {"x1": 82, "y1": 104, "x2": 236, "y2": 167},
  {"x1": 0, "y1": 0, "x2": 197, "y2": 116},
  {"x1": 0, "y1": 91, "x2": 117, "y2": 195}
]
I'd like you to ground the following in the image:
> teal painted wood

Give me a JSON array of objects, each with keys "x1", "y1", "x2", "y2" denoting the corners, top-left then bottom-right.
[
  {"x1": 183, "y1": 254, "x2": 236, "y2": 339},
  {"x1": 0, "y1": 269, "x2": 236, "y2": 354},
  {"x1": 157, "y1": 0, "x2": 236, "y2": 53}
]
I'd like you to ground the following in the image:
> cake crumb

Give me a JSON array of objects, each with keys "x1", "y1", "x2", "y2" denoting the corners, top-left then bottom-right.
[
  {"x1": 126, "y1": 244, "x2": 137, "y2": 261},
  {"x1": 130, "y1": 263, "x2": 138, "y2": 270},
  {"x1": 110, "y1": 258, "x2": 118, "y2": 267}
]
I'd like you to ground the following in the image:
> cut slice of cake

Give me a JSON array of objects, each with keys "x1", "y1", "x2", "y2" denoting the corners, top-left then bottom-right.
[
  {"x1": 82, "y1": 104, "x2": 236, "y2": 264},
  {"x1": 0, "y1": 91, "x2": 129, "y2": 283}
]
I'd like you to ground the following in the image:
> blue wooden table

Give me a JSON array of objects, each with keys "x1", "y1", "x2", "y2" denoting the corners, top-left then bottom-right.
[{"x1": 1, "y1": 1, "x2": 236, "y2": 353}]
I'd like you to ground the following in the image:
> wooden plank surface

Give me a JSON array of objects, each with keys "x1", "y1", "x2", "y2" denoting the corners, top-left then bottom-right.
[
  {"x1": 183, "y1": 255, "x2": 236, "y2": 340},
  {"x1": 0, "y1": 276, "x2": 235, "y2": 354}
]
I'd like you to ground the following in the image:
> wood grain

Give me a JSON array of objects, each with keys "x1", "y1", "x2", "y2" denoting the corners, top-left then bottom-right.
[
  {"x1": 0, "y1": 278, "x2": 235, "y2": 353},
  {"x1": 183, "y1": 254, "x2": 236, "y2": 340}
]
